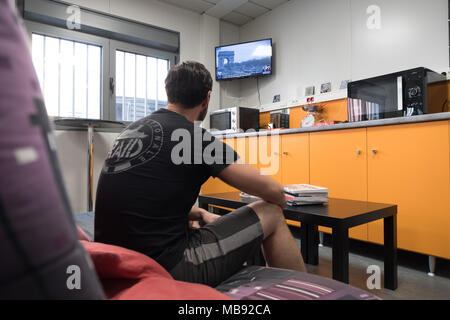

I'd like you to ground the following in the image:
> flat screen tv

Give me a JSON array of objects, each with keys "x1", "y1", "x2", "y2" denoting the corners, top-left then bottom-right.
[{"x1": 215, "y1": 38, "x2": 272, "y2": 81}]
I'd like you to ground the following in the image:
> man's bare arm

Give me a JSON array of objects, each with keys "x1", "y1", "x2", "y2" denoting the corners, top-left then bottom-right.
[{"x1": 218, "y1": 160, "x2": 286, "y2": 208}]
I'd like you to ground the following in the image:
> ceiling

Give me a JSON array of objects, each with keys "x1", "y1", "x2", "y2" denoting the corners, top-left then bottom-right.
[{"x1": 158, "y1": 0, "x2": 290, "y2": 26}]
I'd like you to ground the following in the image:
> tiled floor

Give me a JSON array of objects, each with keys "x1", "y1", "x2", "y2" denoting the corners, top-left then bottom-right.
[{"x1": 295, "y1": 235, "x2": 450, "y2": 300}]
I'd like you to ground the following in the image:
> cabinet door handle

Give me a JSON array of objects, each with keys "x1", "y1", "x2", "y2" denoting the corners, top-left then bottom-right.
[
  {"x1": 371, "y1": 149, "x2": 378, "y2": 154},
  {"x1": 283, "y1": 152, "x2": 288, "y2": 156},
  {"x1": 273, "y1": 152, "x2": 279, "y2": 156},
  {"x1": 356, "y1": 150, "x2": 361, "y2": 155}
]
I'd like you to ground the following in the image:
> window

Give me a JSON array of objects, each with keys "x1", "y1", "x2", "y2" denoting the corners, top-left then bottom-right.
[
  {"x1": 32, "y1": 33, "x2": 102, "y2": 119},
  {"x1": 27, "y1": 20, "x2": 176, "y2": 123},
  {"x1": 115, "y1": 50, "x2": 169, "y2": 122}
]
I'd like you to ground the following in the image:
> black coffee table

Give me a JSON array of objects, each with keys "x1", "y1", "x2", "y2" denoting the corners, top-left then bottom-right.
[{"x1": 198, "y1": 192, "x2": 398, "y2": 290}]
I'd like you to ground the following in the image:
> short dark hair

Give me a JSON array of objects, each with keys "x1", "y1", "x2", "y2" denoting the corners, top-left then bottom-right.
[{"x1": 165, "y1": 61, "x2": 213, "y2": 109}]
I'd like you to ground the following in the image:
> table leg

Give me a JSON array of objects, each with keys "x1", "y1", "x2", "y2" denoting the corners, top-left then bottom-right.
[
  {"x1": 384, "y1": 215, "x2": 398, "y2": 290},
  {"x1": 307, "y1": 225, "x2": 319, "y2": 265},
  {"x1": 198, "y1": 199, "x2": 209, "y2": 211},
  {"x1": 332, "y1": 226, "x2": 349, "y2": 284},
  {"x1": 87, "y1": 124, "x2": 94, "y2": 212},
  {"x1": 299, "y1": 223, "x2": 319, "y2": 265},
  {"x1": 299, "y1": 223, "x2": 309, "y2": 264}
]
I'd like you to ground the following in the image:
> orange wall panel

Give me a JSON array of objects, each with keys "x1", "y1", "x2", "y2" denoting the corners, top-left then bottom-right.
[
  {"x1": 260, "y1": 112, "x2": 271, "y2": 130},
  {"x1": 289, "y1": 99, "x2": 348, "y2": 129},
  {"x1": 201, "y1": 138, "x2": 237, "y2": 195},
  {"x1": 428, "y1": 81, "x2": 449, "y2": 114}
]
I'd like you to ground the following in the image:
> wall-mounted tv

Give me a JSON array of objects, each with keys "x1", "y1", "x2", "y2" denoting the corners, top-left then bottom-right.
[{"x1": 215, "y1": 38, "x2": 272, "y2": 81}]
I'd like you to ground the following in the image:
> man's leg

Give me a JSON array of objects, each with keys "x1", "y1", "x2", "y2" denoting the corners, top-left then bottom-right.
[
  {"x1": 170, "y1": 202, "x2": 306, "y2": 286},
  {"x1": 248, "y1": 200, "x2": 306, "y2": 273}
]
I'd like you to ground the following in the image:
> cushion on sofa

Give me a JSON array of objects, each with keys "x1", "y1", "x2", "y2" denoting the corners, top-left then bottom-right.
[
  {"x1": 81, "y1": 240, "x2": 231, "y2": 300},
  {"x1": 0, "y1": 1, "x2": 104, "y2": 299},
  {"x1": 216, "y1": 266, "x2": 381, "y2": 300}
]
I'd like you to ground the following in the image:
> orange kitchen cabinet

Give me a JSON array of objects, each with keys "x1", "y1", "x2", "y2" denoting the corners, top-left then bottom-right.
[
  {"x1": 367, "y1": 121, "x2": 450, "y2": 259},
  {"x1": 236, "y1": 136, "x2": 260, "y2": 170},
  {"x1": 281, "y1": 133, "x2": 310, "y2": 185},
  {"x1": 310, "y1": 128, "x2": 368, "y2": 241},
  {"x1": 280, "y1": 133, "x2": 309, "y2": 232},
  {"x1": 201, "y1": 138, "x2": 237, "y2": 195},
  {"x1": 258, "y1": 134, "x2": 282, "y2": 183},
  {"x1": 201, "y1": 136, "x2": 260, "y2": 195}
]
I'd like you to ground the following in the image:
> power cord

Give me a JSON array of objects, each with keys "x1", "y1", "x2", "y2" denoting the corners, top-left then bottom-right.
[
  {"x1": 256, "y1": 77, "x2": 261, "y2": 107},
  {"x1": 442, "y1": 99, "x2": 449, "y2": 113}
]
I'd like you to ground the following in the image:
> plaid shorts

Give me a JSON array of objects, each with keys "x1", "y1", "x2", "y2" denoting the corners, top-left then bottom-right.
[{"x1": 169, "y1": 205, "x2": 264, "y2": 287}]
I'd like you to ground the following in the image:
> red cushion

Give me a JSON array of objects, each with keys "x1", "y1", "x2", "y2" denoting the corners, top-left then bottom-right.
[
  {"x1": 81, "y1": 241, "x2": 230, "y2": 300},
  {"x1": 77, "y1": 226, "x2": 90, "y2": 242}
]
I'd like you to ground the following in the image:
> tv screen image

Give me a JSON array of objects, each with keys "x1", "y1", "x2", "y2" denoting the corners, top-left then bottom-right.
[{"x1": 215, "y1": 39, "x2": 272, "y2": 81}]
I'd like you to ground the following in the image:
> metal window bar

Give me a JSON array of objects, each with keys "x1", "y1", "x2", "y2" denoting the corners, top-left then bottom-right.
[
  {"x1": 57, "y1": 38, "x2": 61, "y2": 117},
  {"x1": 134, "y1": 53, "x2": 137, "y2": 122},
  {"x1": 42, "y1": 35, "x2": 46, "y2": 107},
  {"x1": 86, "y1": 44, "x2": 89, "y2": 119},
  {"x1": 155, "y1": 58, "x2": 159, "y2": 110},
  {"x1": 121, "y1": 51, "x2": 125, "y2": 121},
  {"x1": 72, "y1": 40, "x2": 75, "y2": 117},
  {"x1": 145, "y1": 56, "x2": 148, "y2": 117}
]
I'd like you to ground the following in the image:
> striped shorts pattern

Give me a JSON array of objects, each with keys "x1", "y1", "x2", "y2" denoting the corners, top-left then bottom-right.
[{"x1": 169, "y1": 206, "x2": 264, "y2": 287}]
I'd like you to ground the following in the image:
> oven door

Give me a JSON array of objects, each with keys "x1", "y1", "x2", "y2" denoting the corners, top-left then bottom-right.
[{"x1": 210, "y1": 108, "x2": 237, "y2": 134}]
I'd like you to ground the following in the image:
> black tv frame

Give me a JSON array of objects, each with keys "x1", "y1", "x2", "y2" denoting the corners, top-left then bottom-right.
[{"x1": 215, "y1": 38, "x2": 273, "y2": 81}]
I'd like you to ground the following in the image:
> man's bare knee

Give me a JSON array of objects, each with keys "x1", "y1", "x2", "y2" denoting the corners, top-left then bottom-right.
[{"x1": 248, "y1": 200, "x2": 284, "y2": 238}]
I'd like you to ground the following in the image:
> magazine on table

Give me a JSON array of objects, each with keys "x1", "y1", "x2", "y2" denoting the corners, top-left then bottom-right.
[
  {"x1": 284, "y1": 184, "x2": 329, "y2": 196},
  {"x1": 240, "y1": 184, "x2": 329, "y2": 206}
]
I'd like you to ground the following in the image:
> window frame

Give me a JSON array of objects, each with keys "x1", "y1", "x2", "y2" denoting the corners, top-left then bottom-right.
[
  {"x1": 25, "y1": 20, "x2": 111, "y2": 121},
  {"x1": 109, "y1": 40, "x2": 176, "y2": 124},
  {"x1": 24, "y1": 21, "x2": 178, "y2": 126}
]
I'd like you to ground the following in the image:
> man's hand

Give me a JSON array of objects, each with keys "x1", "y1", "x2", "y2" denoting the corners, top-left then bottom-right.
[
  {"x1": 200, "y1": 209, "x2": 221, "y2": 225},
  {"x1": 189, "y1": 206, "x2": 221, "y2": 226}
]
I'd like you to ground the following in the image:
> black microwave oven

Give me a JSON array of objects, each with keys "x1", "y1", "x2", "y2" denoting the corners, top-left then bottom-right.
[
  {"x1": 347, "y1": 67, "x2": 447, "y2": 122},
  {"x1": 209, "y1": 107, "x2": 260, "y2": 134}
]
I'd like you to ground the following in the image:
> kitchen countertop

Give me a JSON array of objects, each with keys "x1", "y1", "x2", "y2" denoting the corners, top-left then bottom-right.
[{"x1": 214, "y1": 112, "x2": 450, "y2": 139}]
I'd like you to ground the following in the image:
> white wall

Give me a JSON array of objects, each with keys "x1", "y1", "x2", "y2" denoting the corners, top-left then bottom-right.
[
  {"x1": 200, "y1": 14, "x2": 221, "y2": 129},
  {"x1": 233, "y1": 0, "x2": 449, "y2": 108},
  {"x1": 219, "y1": 21, "x2": 242, "y2": 109},
  {"x1": 350, "y1": 0, "x2": 449, "y2": 80},
  {"x1": 68, "y1": 0, "x2": 203, "y2": 63},
  {"x1": 55, "y1": 130, "x2": 118, "y2": 213}
]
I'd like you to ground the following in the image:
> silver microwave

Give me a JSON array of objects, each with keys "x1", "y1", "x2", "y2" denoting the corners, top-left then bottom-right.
[{"x1": 209, "y1": 107, "x2": 260, "y2": 134}]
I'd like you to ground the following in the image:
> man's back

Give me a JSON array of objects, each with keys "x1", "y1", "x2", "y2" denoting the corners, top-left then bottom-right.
[
  {"x1": 94, "y1": 61, "x2": 305, "y2": 286},
  {"x1": 94, "y1": 108, "x2": 233, "y2": 270}
]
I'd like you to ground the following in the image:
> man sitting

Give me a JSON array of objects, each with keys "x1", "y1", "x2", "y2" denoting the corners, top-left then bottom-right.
[{"x1": 95, "y1": 61, "x2": 306, "y2": 286}]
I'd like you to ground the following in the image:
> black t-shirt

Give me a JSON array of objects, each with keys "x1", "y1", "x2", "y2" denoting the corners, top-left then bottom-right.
[{"x1": 94, "y1": 108, "x2": 239, "y2": 270}]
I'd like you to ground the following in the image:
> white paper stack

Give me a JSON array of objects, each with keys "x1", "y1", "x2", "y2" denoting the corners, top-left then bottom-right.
[
  {"x1": 240, "y1": 192, "x2": 260, "y2": 200},
  {"x1": 284, "y1": 184, "x2": 329, "y2": 206}
]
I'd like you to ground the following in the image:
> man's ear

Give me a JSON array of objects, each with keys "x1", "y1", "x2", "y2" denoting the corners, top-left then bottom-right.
[{"x1": 202, "y1": 90, "x2": 212, "y2": 108}]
